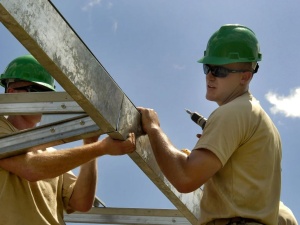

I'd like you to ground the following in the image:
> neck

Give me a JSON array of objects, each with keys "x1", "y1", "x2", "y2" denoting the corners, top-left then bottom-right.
[{"x1": 218, "y1": 87, "x2": 249, "y2": 106}]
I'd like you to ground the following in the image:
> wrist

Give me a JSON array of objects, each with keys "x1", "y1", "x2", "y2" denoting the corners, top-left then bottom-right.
[
  {"x1": 83, "y1": 141, "x2": 94, "y2": 145},
  {"x1": 147, "y1": 125, "x2": 161, "y2": 136}
]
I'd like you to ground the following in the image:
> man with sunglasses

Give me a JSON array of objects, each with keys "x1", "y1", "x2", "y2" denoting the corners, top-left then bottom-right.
[
  {"x1": 0, "y1": 54, "x2": 136, "y2": 224},
  {"x1": 138, "y1": 24, "x2": 282, "y2": 224}
]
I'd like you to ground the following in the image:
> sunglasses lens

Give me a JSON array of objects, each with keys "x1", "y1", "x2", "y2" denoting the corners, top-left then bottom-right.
[
  {"x1": 214, "y1": 67, "x2": 228, "y2": 77},
  {"x1": 203, "y1": 64, "x2": 210, "y2": 74},
  {"x1": 14, "y1": 85, "x2": 49, "y2": 92},
  {"x1": 28, "y1": 86, "x2": 42, "y2": 92},
  {"x1": 203, "y1": 64, "x2": 228, "y2": 78}
]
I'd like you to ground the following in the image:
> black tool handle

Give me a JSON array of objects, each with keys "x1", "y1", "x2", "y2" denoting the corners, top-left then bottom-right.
[{"x1": 191, "y1": 112, "x2": 207, "y2": 130}]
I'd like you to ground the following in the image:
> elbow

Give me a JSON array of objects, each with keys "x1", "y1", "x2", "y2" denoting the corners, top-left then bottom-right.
[
  {"x1": 75, "y1": 207, "x2": 92, "y2": 213},
  {"x1": 172, "y1": 179, "x2": 203, "y2": 194},
  {"x1": 14, "y1": 160, "x2": 50, "y2": 182},
  {"x1": 72, "y1": 203, "x2": 93, "y2": 212},
  {"x1": 175, "y1": 184, "x2": 195, "y2": 194},
  {"x1": 69, "y1": 197, "x2": 94, "y2": 212},
  {"x1": 26, "y1": 176, "x2": 40, "y2": 182},
  {"x1": 20, "y1": 169, "x2": 45, "y2": 182},
  {"x1": 24, "y1": 175, "x2": 45, "y2": 182},
  {"x1": 21, "y1": 165, "x2": 55, "y2": 182}
]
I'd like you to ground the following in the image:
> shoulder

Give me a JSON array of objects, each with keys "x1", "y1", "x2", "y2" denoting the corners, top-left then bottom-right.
[
  {"x1": 210, "y1": 92, "x2": 262, "y2": 124},
  {"x1": 208, "y1": 93, "x2": 252, "y2": 127},
  {"x1": 0, "y1": 116, "x2": 18, "y2": 136}
]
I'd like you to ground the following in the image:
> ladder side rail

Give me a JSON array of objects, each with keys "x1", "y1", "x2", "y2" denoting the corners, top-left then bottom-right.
[
  {"x1": 0, "y1": 1, "x2": 201, "y2": 224},
  {"x1": 0, "y1": 0, "x2": 126, "y2": 139},
  {"x1": 0, "y1": 116, "x2": 103, "y2": 159},
  {"x1": 64, "y1": 207, "x2": 192, "y2": 225}
]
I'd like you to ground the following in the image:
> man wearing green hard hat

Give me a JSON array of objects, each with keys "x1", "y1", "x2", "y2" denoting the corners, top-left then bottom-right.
[
  {"x1": 0, "y1": 54, "x2": 136, "y2": 224},
  {"x1": 0, "y1": 55, "x2": 56, "y2": 127},
  {"x1": 0, "y1": 54, "x2": 56, "y2": 92},
  {"x1": 138, "y1": 24, "x2": 282, "y2": 224}
]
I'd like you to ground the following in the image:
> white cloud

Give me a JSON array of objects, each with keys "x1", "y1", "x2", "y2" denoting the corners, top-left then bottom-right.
[
  {"x1": 265, "y1": 87, "x2": 300, "y2": 118},
  {"x1": 82, "y1": 0, "x2": 102, "y2": 11},
  {"x1": 173, "y1": 64, "x2": 185, "y2": 70},
  {"x1": 107, "y1": 2, "x2": 113, "y2": 9},
  {"x1": 112, "y1": 21, "x2": 118, "y2": 33}
]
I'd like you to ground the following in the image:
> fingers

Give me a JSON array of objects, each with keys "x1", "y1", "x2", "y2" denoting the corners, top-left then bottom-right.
[
  {"x1": 196, "y1": 134, "x2": 202, "y2": 139},
  {"x1": 137, "y1": 106, "x2": 145, "y2": 113},
  {"x1": 127, "y1": 132, "x2": 135, "y2": 145},
  {"x1": 137, "y1": 106, "x2": 160, "y2": 133},
  {"x1": 125, "y1": 133, "x2": 136, "y2": 153},
  {"x1": 101, "y1": 133, "x2": 135, "y2": 156},
  {"x1": 129, "y1": 133, "x2": 135, "y2": 146},
  {"x1": 137, "y1": 106, "x2": 155, "y2": 116}
]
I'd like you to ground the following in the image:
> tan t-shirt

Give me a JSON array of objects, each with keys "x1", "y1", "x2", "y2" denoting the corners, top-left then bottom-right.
[
  {"x1": 193, "y1": 92, "x2": 282, "y2": 225},
  {"x1": 0, "y1": 116, "x2": 77, "y2": 225},
  {"x1": 279, "y1": 201, "x2": 298, "y2": 225}
]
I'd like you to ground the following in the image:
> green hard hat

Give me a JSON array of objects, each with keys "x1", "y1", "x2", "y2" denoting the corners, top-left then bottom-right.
[
  {"x1": 0, "y1": 54, "x2": 55, "y2": 91},
  {"x1": 198, "y1": 24, "x2": 262, "y2": 65}
]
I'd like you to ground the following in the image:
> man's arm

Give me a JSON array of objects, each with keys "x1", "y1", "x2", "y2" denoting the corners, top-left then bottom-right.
[
  {"x1": 0, "y1": 133, "x2": 135, "y2": 182},
  {"x1": 68, "y1": 159, "x2": 97, "y2": 212},
  {"x1": 138, "y1": 107, "x2": 222, "y2": 193},
  {"x1": 68, "y1": 136, "x2": 99, "y2": 212}
]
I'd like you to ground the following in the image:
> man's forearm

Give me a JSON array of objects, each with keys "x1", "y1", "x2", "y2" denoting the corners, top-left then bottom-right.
[
  {"x1": 0, "y1": 142, "x2": 104, "y2": 181},
  {"x1": 147, "y1": 127, "x2": 188, "y2": 188},
  {"x1": 68, "y1": 159, "x2": 97, "y2": 212}
]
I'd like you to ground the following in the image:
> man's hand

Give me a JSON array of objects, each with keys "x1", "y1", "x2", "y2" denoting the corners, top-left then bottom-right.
[
  {"x1": 101, "y1": 132, "x2": 136, "y2": 155},
  {"x1": 137, "y1": 107, "x2": 160, "y2": 134},
  {"x1": 83, "y1": 135, "x2": 101, "y2": 145}
]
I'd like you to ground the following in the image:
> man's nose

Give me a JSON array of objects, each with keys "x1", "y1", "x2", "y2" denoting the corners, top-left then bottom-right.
[{"x1": 206, "y1": 72, "x2": 215, "y2": 80}]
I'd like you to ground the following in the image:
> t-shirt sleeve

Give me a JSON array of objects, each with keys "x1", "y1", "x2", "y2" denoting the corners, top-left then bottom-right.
[
  {"x1": 0, "y1": 116, "x2": 18, "y2": 137},
  {"x1": 193, "y1": 104, "x2": 247, "y2": 166},
  {"x1": 62, "y1": 170, "x2": 77, "y2": 213}
]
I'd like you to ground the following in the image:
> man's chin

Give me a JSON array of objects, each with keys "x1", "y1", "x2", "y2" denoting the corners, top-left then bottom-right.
[
  {"x1": 205, "y1": 95, "x2": 215, "y2": 102},
  {"x1": 24, "y1": 114, "x2": 42, "y2": 122}
]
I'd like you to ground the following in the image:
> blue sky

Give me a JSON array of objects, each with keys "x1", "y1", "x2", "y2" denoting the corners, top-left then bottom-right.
[{"x1": 1, "y1": 0, "x2": 299, "y2": 223}]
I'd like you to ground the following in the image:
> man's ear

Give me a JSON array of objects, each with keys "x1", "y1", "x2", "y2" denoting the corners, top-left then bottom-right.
[{"x1": 240, "y1": 71, "x2": 253, "y2": 85}]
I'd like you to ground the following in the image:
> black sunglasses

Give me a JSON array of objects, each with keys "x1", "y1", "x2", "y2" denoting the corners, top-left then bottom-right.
[
  {"x1": 13, "y1": 85, "x2": 50, "y2": 92},
  {"x1": 203, "y1": 64, "x2": 251, "y2": 78}
]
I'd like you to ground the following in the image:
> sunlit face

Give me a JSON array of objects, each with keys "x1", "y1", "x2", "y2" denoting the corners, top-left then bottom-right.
[
  {"x1": 205, "y1": 63, "x2": 252, "y2": 106},
  {"x1": 7, "y1": 81, "x2": 43, "y2": 123}
]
